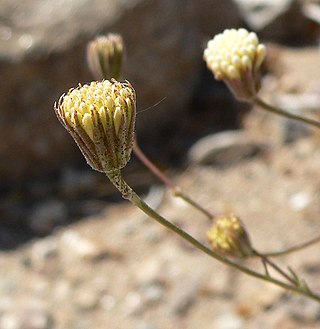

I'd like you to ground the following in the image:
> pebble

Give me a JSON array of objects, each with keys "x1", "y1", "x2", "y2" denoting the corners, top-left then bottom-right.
[
  {"x1": 288, "y1": 191, "x2": 312, "y2": 211},
  {"x1": 60, "y1": 230, "x2": 100, "y2": 260},
  {"x1": 134, "y1": 258, "x2": 162, "y2": 283},
  {"x1": 233, "y1": 0, "x2": 297, "y2": 30},
  {"x1": 124, "y1": 292, "x2": 143, "y2": 315},
  {"x1": 213, "y1": 312, "x2": 244, "y2": 329},
  {"x1": 188, "y1": 130, "x2": 263, "y2": 167},
  {"x1": 141, "y1": 283, "x2": 164, "y2": 304},
  {"x1": 30, "y1": 237, "x2": 58, "y2": 267}
]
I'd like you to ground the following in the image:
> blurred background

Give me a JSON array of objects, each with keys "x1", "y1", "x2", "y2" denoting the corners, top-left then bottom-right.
[{"x1": 1, "y1": 0, "x2": 320, "y2": 328}]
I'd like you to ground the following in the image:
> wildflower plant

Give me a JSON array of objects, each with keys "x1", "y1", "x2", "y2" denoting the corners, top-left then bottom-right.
[
  {"x1": 55, "y1": 79, "x2": 136, "y2": 197},
  {"x1": 204, "y1": 28, "x2": 266, "y2": 101},
  {"x1": 53, "y1": 30, "x2": 320, "y2": 305},
  {"x1": 204, "y1": 28, "x2": 320, "y2": 130}
]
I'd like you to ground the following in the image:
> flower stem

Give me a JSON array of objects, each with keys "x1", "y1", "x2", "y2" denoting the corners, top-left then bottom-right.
[
  {"x1": 108, "y1": 171, "x2": 320, "y2": 303},
  {"x1": 133, "y1": 138, "x2": 214, "y2": 220},
  {"x1": 262, "y1": 234, "x2": 320, "y2": 257},
  {"x1": 253, "y1": 96, "x2": 320, "y2": 130}
]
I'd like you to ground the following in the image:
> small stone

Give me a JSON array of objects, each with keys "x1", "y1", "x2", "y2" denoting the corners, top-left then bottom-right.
[
  {"x1": 213, "y1": 312, "x2": 244, "y2": 329},
  {"x1": 141, "y1": 283, "x2": 164, "y2": 304},
  {"x1": 288, "y1": 191, "x2": 312, "y2": 211},
  {"x1": 60, "y1": 230, "x2": 100, "y2": 260},
  {"x1": 233, "y1": 0, "x2": 302, "y2": 35},
  {"x1": 134, "y1": 258, "x2": 161, "y2": 283},
  {"x1": 30, "y1": 237, "x2": 58, "y2": 265},
  {"x1": 18, "y1": 33, "x2": 33, "y2": 49},
  {"x1": 124, "y1": 292, "x2": 143, "y2": 315},
  {"x1": 188, "y1": 130, "x2": 263, "y2": 167}
]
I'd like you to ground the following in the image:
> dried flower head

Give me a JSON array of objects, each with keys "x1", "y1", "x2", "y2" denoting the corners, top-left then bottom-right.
[
  {"x1": 207, "y1": 215, "x2": 254, "y2": 258},
  {"x1": 54, "y1": 79, "x2": 136, "y2": 173},
  {"x1": 204, "y1": 28, "x2": 266, "y2": 101},
  {"x1": 87, "y1": 34, "x2": 124, "y2": 80}
]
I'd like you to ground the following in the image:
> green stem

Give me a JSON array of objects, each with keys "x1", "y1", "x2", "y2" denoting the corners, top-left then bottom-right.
[
  {"x1": 133, "y1": 138, "x2": 214, "y2": 220},
  {"x1": 107, "y1": 171, "x2": 320, "y2": 303},
  {"x1": 253, "y1": 96, "x2": 320, "y2": 130},
  {"x1": 262, "y1": 234, "x2": 320, "y2": 257}
]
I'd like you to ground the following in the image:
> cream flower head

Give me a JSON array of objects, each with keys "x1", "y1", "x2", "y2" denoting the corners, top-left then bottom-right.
[
  {"x1": 54, "y1": 79, "x2": 136, "y2": 173},
  {"x1": 204, "y1": 28, "x2": 266, "y2": 101}
]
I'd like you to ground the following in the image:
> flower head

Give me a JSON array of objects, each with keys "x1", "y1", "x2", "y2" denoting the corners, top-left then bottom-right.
[
  {"x1": 204, "y1": 28, "x2": 266, "y2": 101},
  {"x1": 54, "y1": 79, "x2": 136, "y2": 173},
  {"x1": 87, "y1": 34, "x2": 124, "y2": 80},
  {"x1": 207, "y1": 215, "x2": 254, "y2": 258}
]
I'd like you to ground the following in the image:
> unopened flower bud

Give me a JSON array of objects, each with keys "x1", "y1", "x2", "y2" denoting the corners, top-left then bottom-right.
[
  {"x1": 204, "y1": 28, "x2": 266, "y2": 101},
  {"x1": 207, "y1": 215, "x2": 254, "y2": 258},
  {"x1": 87, "y1": 34, "x2": 124, "y2": 80},
  {"x1": 54, "y1": 79, "x2": 136, "y2": 173}
]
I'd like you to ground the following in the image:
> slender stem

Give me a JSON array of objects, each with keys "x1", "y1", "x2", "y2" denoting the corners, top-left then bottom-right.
[
  {"x1": 174, "y1": 189, "x2": 214, "y2": 219},
  {"x1": 106, "y1": 171, "x2": 320, "y2": 302},
  {"x1": 129, "y1": 190, "x2": 320, "y2": 302},
  {"x1": 262, "y1": 234, "x2": 320, "y2": 257},
  {"x1": 132, "y1": 138, "x2": 214, "y2": 220},
  {"x1": 255, "y1": 250, "x2": 296, "y2": 285},
  {"x1": 262, "y1": 258, "x2": 270, "y2": 277},
  {"x1": 133, "y1": 138, "x2": 175, "y2": 189},
  {"x1": 253, "y1": 96, "x2": 320, "y2": 130}
]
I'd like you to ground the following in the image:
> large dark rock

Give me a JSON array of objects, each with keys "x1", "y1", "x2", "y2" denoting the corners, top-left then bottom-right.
[
  {"x1": 232, "y1": 0, "x2": 315, "y2": 43},
  {"x1": 0, "y1": 0, "x2": 241, "y2": 187}
]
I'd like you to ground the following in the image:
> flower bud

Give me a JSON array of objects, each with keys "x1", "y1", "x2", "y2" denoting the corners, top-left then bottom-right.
[
  {"x1": 87, "y1": 34, "x2": 124, "y2": 80},
  {"x1": 204, "y1": 28, "x2": 266, "y2": 101},
  {"x1": 54, "y1": 79, "x2": 136, "y2": 173},
  {"x1": 207, "y1": 215, "x2": 254, "y2": 258}
]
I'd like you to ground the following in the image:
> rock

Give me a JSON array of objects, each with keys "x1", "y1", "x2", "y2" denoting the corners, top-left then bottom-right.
[
  {"x1": 288, "y1": 191, "x2": 312, "y2": 211},
  {"x1": 213, "y1": 312, "x2": 244, "y2": 329},
  {"x1": 232, "y1": 0, "x2": 312, "y2": 42},
  {"x1": 140, "y1": 282, "x2": 164, "y2": 305},
  {"x1": 60, "y1": 230, "x2": 101, "y2": 260},
  {"x1": 124, "y1": 291, "x2": 143, "y2": 315},
  {"x1": 0, "y1": 0, "x2": 241, "y2": 187},
  {"x1": 303, "y1": 1, "x2": 320, "y2": 24},
  {"x1": 272, "y1": 93, "x2": 320, "y2": 142},
  {"x1": 29, "y1": 236, "x2": 59, "y2": 269},
  {"x1": 188, "y1": 130, "x2": 264, "y2": 167}
]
